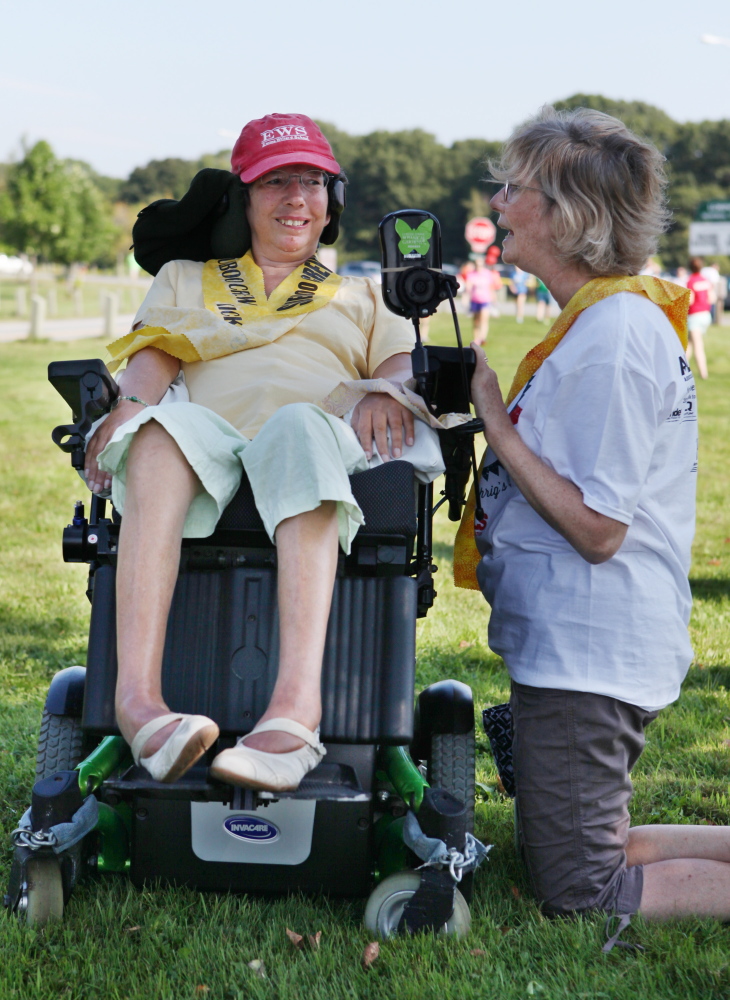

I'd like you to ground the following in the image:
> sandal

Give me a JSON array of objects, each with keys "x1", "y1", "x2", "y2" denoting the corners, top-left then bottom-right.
[
  {"x1": 131, "y1": 713, "x2": 220, "y2": 783},
  {"x1": 209, "y1": 718, "x2": 326, "y2": 792}
]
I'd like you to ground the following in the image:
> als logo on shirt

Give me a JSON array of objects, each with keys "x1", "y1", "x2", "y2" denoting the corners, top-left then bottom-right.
[{"x1": 667, "y1": 358, "x2": 697, "y2": 424}]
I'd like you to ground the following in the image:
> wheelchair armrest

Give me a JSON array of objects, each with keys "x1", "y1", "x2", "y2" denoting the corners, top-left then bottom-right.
[{"x1": 48, "y1": 359, "x2": 119, "y2": 469}]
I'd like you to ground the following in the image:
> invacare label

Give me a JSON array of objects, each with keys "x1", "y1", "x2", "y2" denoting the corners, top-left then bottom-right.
[{"x1": 224, "y1": 815, "x2": 280, "y2": 843}]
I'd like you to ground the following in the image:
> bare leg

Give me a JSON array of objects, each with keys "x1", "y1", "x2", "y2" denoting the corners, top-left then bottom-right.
[
  {"x1": 245, "y1": 500, "x2": 339, "y2": 754},
  {"x1": 687, "y1": 329, "x2": 708, "y2": 379},
  {"x1": 516, "y1": 292, "x2": 526, "y2": 323},
  {"x1": 627, "y1": 824, "x2": 730, "y2": 920},
  {"x1": 114, "y1": 421, "x2": 202, "y2": 757},
  {"x1": 473, "y1": 307, "x2": 489, "y2": 346}
]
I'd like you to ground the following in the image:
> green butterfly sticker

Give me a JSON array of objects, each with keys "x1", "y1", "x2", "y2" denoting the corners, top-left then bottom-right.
[{"x1": 395, "y1": 217, "x2": 434, "y2": 257}]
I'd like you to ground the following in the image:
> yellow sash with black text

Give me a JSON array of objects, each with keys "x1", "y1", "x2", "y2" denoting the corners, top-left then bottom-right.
[
  {"x1": 453, "y1": 275, "x2": 691, "y2": 590},
  {"x1": 106, "y1": 251, "x2": 342, "y2": 372}
]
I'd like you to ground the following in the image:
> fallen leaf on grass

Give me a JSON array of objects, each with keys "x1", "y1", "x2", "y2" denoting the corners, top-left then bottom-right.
[
  {"x1": 286, "y1": 928, "x2": 305, "y2": 950},
  {"x1": 308, "y1": 931, "x2": 322, "y2": 950},
  {"x1": 459, "y1": 641, "x2": 474, "y2": 649},
  {"x1": 124, "y1": 926, "x2": 141, "y2": 934},
  {"x1": 724, "y1": 538, "x2": 730, "y2": 544},
  {"x1": 722, "y1": 739, "x2": 730, "y2": 747},
  {"x1": 496, "y1": 777, "x2": 506, "y2": 795},
  {"x1": 511, "y1": 886, "x2": 522, "y2": 900},
  {"x1": 708, "y1": 559, "x2": 722, "y2": 566},
  {"x1": 362, "y1": 941, "x2": 380, "y2": 970},
  {"x1": 499, "y1": 925, "x2": 511, "y2": 935},
  {"x1": 470, "y1": 948, "x2": 486, "y2": 956},
  {"x1": 247, "y1": 959, "x2": 266, "y2": 979}
]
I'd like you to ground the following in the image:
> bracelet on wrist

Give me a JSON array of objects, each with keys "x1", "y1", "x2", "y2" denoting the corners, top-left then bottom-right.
[{"x1": 113, "y1": 394, "x2": 150, "y2": 409}]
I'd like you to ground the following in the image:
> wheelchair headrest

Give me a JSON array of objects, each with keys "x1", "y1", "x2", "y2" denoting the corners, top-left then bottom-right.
[{"x1": 132, "y1": 167, "x2": 346, "y2": 276}]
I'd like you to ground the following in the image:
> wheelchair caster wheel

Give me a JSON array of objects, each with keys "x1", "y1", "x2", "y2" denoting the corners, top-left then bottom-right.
[
  {"x1": 364, "y1": 871, "x2": 470, "y2": 938},
  {"x1": 23, "y1": 855, "x2": 64, "y2": 928}
]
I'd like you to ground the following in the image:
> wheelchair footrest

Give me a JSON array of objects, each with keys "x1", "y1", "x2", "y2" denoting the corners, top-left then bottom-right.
[
  {"x1": 102, "y1": 760, "x2": 370, "y2": 804},
  {"x1": 258, "y1": 762, "x2": 370, "y2": 802}
]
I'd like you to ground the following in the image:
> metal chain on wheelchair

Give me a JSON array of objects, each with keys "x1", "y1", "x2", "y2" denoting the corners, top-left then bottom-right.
[
  {"x1": 11, "y1": 826, "x2": 59, "y2": 851},
  {"x1": 415, "y1": 832, "x2": 482, "y2": 883}
]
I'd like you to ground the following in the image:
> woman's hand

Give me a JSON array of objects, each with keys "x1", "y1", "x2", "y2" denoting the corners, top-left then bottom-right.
[
  {"x1": 469, "y1": 342, "x2": 513, "y2": 444},
  {"x1": 83, "y1": 346, "x2": 181, "y2": 494},
  {"x1": 350, "y1": 393, "x2": 415, "y2": 461},
  {"x1": 84, "y1": 399, "x2": 147, "y2": 494}
]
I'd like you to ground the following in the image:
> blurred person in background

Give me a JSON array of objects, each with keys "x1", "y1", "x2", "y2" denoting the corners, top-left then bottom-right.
[
  {"x1": 687, "y1": 256, "x2": 713, "y2": 379},
  {"x1": 700, "y1": 259, "x2": 722, "y2": 324},
  {"x1": 510, "y1": 265, "x2": 529, "y2": 322},
  {"x1": 466, "y1": 256, "x2": 502, "y2": 345},
  {"x1": 534, "y1": 276, "x2": 553, "y2": 323},
  {"x1": 673, "y1": 265, "x2": 688, "y2": 287}
]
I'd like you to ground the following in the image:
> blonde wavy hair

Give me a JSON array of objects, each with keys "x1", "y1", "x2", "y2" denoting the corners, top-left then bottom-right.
[{"x1": 489, "y1": 105, "x2": 671, "y2": 276}]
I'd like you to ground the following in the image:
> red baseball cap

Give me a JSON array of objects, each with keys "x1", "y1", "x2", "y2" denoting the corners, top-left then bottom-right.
[{"x1": 231, "y1": 113, "x2": 340, "y2": 183}]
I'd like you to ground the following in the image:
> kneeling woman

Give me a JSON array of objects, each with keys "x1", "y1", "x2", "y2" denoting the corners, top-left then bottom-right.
[
  {"x1": 85, "y1": 115, "x2": 419, "y2": 792},
  {"x1": 457, "y1": 106, "x2": 730, "y2": 923}
]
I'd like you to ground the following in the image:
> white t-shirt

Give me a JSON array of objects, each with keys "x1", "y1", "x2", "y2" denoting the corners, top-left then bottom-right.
[{"x1": 475, "y1": 292, "x2": 697, "y2": 710}]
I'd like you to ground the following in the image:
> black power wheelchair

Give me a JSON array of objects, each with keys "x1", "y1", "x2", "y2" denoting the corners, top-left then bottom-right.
[{"x1": 5, "y1": 203, "x2": 488, "y2": 935}]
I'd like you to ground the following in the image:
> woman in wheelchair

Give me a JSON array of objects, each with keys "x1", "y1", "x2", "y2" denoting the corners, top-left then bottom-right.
[{"x1": 82, "y1": 114, "x2": 424, "y2": 792}]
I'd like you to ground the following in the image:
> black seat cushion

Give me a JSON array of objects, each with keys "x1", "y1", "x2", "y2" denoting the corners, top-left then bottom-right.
[{"x1": 215, "y1": 461, "x2": 417, "y2": 537}]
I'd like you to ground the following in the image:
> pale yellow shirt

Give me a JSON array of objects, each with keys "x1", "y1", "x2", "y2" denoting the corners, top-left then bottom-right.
[{"x1": 134, "y1": 259, "x2": 415, "y2": 439}]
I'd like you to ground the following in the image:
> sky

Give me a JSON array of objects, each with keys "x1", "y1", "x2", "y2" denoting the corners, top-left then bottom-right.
[{"x1": 2, "y1": 0, "x2": 730, "y2": 179}]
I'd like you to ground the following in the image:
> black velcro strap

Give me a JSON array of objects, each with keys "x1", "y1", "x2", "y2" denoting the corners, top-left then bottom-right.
[{"x1": 398, "y1": 868, "x2": 455, "y2": 934}]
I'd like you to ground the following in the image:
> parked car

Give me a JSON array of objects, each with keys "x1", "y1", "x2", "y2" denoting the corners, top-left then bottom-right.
[
  {"x1": 0, "y1": 254, "x2": 33, "y2": 277},
  {"x1": 338, "y1": 260, "x2": 382, "y2": 284}
]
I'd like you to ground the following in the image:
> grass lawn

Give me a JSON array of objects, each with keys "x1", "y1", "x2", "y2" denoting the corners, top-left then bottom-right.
[{"x1": 0, "y1": 316, "x2": 728, "y2": 999}]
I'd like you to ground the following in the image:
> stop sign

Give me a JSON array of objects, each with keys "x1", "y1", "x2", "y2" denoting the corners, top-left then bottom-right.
[{"x1": 465, "y1": 217, "x2": 496, "y2": 252}]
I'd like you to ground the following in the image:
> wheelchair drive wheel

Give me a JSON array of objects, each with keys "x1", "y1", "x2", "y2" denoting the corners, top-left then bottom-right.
[
  {"x1": 36, "y1": 706, "x2": 85, "y2": 778},
  {"x1": 364, "y1": 871, "x2": 471, "y2": 938},
  {"x1": 428, "y1": 730, "x2": 476, "y2": 835},
  {"x1": 22, "y1": 855, "x2": 64, "y2": 928}
]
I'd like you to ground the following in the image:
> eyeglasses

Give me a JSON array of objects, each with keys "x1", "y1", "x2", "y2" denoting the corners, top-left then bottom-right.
[
  {"x1": 257, "y1": 169, "x2": 331, "y2": 190},
  {"x1": 486, "y1": 180, "x2": 545, "y2": 203},
  {"x1": 503, "y1": 181, "x2": 545, "y2": 202}
]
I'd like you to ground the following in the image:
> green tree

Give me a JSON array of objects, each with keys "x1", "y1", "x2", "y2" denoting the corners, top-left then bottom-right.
[
  {"x1": 119, "y1": 157, "x2": 198, "y2": 203},
  {"x1": 0, "y1": 140, "x2": 116, "y2": 265}
]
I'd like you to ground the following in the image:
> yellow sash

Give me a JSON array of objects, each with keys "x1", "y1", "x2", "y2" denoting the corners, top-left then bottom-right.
[
  {"x1": 202, "y1": 250, "x2": 342, "y2": 323},
  {"x1": 453, "y1": 275, "x2": 691, "y2": 590},
  {"x1": 106, "y1": 252, "x2": 342, "y2": 372}
]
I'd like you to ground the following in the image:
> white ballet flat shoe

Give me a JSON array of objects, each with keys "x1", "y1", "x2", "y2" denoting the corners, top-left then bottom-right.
[
  {"x1": 130, "y1": 712, "x2": 220, "y2": 783},
  {"x1": 209, "y1": 717, "x2": 326, "y2": 792}
]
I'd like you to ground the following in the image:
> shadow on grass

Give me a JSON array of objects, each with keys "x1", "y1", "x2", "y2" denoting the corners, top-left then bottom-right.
[
  {"x1": 690, "y1": 577, "x2": 730, "y2": 602},
  {"x1": 683, "y1": 663, "x2": 730, "y2": 691}
]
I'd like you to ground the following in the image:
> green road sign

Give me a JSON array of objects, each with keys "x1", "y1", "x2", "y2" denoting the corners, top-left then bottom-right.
[{"x1": 694, "y1": 201, "x2": 730, "y2": 222}]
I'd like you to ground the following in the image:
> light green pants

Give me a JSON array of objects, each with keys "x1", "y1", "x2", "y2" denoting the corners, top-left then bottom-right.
[{"x1": 97, "y1": 401, "x2": 370, "y2": 553}]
